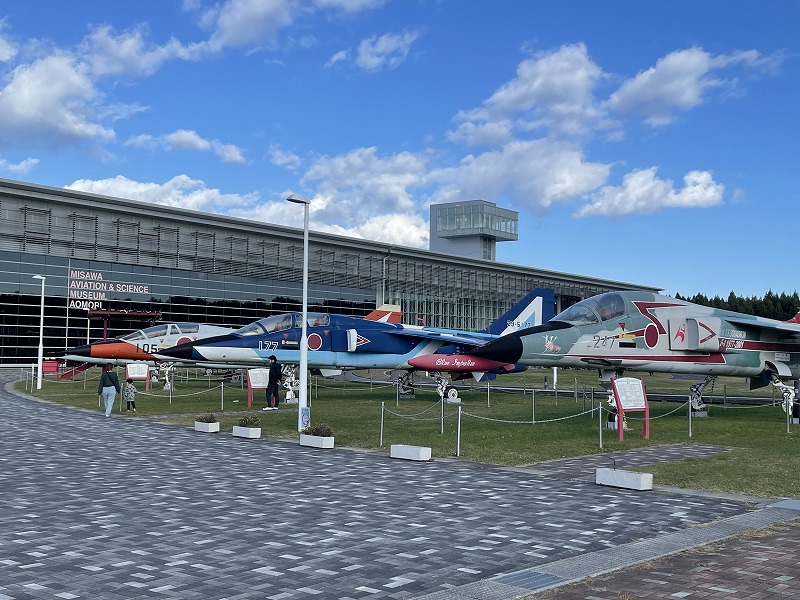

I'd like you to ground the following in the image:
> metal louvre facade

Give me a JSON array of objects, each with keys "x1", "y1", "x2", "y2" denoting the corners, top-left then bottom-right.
[{"x1": 0, "y1": 179, "x2": 659, "y2": 364}]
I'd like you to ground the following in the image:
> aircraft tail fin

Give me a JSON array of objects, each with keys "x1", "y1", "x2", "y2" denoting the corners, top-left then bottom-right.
[
  {"x1": 485, "y1": 288, "x2": 555, "y2": 336},
  {"x1": 365, "y1": 304, "x2": 402, "y2": 323},
  {"x1": 787, "y1": 310, "x2": 800, "y2": 324}
]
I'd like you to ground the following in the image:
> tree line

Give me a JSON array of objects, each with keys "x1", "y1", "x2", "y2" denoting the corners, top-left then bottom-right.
[{"x1": 674, "y1": 290, "x2": 800, "y2": 321}]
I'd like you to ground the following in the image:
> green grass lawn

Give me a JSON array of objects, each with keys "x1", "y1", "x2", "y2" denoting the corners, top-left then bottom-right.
[{"x1": 16, "y1": 367, "x2": 800, "y2": 499}]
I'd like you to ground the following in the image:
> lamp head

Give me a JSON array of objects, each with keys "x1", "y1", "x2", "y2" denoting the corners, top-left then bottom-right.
[
  {"x1": 286, "y1": 193, "x2": 310, "y2": 205},
  {"x1": 32, "y1": 274, "x2": 45, "y2": 281}
]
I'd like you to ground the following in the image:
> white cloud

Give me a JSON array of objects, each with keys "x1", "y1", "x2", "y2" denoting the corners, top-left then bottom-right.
[
  {"x1": 0, "y1": 53, "x2": 114, "y2": 147},
  {"x1": 66, "y1": 174, "x2": 256, "y2": 212},
  {"x1": 80, "y1": 25, "x2": 190, "y2": 77},
  {"x1": 0, "y1": 20, "x2": 17, "y2": 62},
  {"x1": 0, "y1": 155, "x2": 38, "y2": 174},
  {"x1": 165, "y1": 129, "x2": 212, "y2": 151},
  {"x1": 213, "y1": 142, "x2": 247, "y2": 163},
  {"x1": 449, "y1": 44, "x2": 611, "y2": 144},
  {"x1": 124, "y1": 129, "x2": 246, "y2": 163},
  {"x1": 201, "y1": 0, "x2": 297, "y2": 53},
  {"x1": 605, "y1": 47, "x2": 780, "y2": 127},
  {"x1": 303, "y1": 147, "x2": 426, "y2": 223},
  {"x1": 270, "y1": 145, "x2": 302, "y2": 170},
  {"x1": 231, "y1": 193, "x2": 429, "y2": 249},
  {"x1": 314, "y1": 0, "x2": 387, "y2": 13},
  {"x1": 574, "y1": 167, "x2": 724, "y2": 217},
  {"x1": 317, "y1": 212, "x2": 428, "y2": 247},
  {"x1": 325, "y1": 48, "x2": 350, "y2": 68},
  {"x1": 428, "y1": 139, "x2": 610, "y2": 211},
  {"x1": 356, "y1": 30, "x2": 420, "y2": 72},
  {"x1": 606, "y1": 48, "x2": 716, "y2": 126}
]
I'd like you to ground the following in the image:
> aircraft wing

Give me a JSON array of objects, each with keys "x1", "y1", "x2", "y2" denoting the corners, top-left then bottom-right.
[
  {"x1": 386, "y1": 329, "x2": 491, "y2": 347},
  {"x1": 722, "y1": 316, "x2": 800, "y2": 335}
]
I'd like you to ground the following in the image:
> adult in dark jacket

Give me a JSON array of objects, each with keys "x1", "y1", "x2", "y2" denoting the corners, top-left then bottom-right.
[
  {"x1": 263, "y1": 355, "x2": 282, "y2": 410},
  {"x1": 98, "y1": 363, "x2": 121, "y2": 417}
]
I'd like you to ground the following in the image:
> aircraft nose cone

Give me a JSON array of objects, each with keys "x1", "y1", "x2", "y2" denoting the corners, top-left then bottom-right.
[
  {"x1": 64, "y1": 344, "x2": 92, "y2": 358},
  {"x1": 471, "y1": 333, "x2": 523, "y2": 364}
]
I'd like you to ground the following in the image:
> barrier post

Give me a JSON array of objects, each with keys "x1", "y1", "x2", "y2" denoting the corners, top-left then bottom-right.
[
  {"x1": 487, "y1": 382, "x2": 490, "y2": 408},
  {"x1": 532, "y1": 388, "x2": 535, "y2": 424},
  {"x1": 599, "y1": 404, "x2": 603, "y2": 449},
  {"x1": 379, "y1": 402, "x2": 385, "y2": 448},
  {"x1": 221, "y1": 381, "x2": 224, "y2": 412},
  {"x1": 456, "y1": 406, "x2": 462, "y2": 457},
  {"x1": 440, "y1": 397, "x2": 444, "y2": 434}
]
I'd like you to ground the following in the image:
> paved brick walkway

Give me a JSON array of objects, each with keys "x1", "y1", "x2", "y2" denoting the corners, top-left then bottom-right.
[
  {"x1": 2, "y1": 370, "x2": 799, "y2": 599},
  {"x1": 525, "y1": 519, "x2": 800, "y2": 599}
]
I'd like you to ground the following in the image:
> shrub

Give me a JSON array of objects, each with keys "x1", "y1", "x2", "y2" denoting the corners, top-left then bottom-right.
[
  {"x1": 196, "y1": 412, "x2": 218, "y2": 423},
  {"x1": 301, "y1": 422, "x2": 333, "y2": 437},
  {"x1": 238, "y1": 413, "x2": 261, "y2": 428}
]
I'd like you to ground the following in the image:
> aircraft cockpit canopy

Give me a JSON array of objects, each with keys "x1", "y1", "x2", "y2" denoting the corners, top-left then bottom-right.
[
  {"x1": 120, "y1": 323, "x2": 202, "y2": 341},
  {"x1": 237, "y1": 314, "x2": 293, "y2": 336},
  {"x1": 553, "y1": 292, "x2": 626, "y2": 326},
  {"x1": 301, "y1": 313, "x2": 331, "y2": 328}
]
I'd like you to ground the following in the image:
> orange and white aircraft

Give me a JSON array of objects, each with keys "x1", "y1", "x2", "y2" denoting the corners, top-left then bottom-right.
[
  {"x1": 60, "y1": 322, "x2": 235, "y2": 366},
  {"x1": 59, "y1": 305, "x2": 402, "y2": 367}
]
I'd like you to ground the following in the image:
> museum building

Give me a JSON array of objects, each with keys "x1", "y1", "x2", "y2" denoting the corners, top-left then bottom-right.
[{"x1": 0, "y1": 178, "x2": 659, "y2": 365}]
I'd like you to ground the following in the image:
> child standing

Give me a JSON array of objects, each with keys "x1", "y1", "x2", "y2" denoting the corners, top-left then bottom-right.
[{"x1": 123, "y1": 378, "x2": 137, "y2": 413}]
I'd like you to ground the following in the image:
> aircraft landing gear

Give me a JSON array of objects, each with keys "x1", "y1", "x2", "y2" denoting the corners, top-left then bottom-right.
[
  {"x1": 689, "y1": 375, "x2": 716, "y2": 412},
  {"x1": 432, "y1": 372, "x2": 459, "y2": 402},
  {"x1": 282, "y1": 365, "x2": 298, "y2": 402},
  {"x1": 163, "y1": 366, "x2": 174, "y2": 391},
  {"x1": 770, "y1": 373, "x2": 796, "y2": 414},
  {"x1": 396, "y1": 371, "x2": 414, "y2": 396}
]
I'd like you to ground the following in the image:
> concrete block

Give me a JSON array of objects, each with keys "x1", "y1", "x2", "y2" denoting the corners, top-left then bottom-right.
[
  {"x1": 390, "y1": 444, "x2": 431, "y2": 461},
  {"x1": 595, "y1": 467, "x2": 652, "y2": 491}
]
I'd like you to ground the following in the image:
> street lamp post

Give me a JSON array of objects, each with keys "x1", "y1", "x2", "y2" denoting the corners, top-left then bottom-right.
[
  {"x1": 286, "y1": 194, "x2": 310, "y2": 432},
  {"x1": 32, "y1": 275, "x2": 46, "y2": 390}
]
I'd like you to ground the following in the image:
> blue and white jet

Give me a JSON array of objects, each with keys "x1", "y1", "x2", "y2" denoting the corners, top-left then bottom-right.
[{"x1": 159, "y1": 288, "x2": 555, "y2": 396}]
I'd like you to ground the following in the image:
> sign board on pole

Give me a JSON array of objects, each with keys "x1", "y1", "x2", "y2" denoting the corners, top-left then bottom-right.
[{"x1": 610, "y1": 377, "x2": 650, "y2": 442}]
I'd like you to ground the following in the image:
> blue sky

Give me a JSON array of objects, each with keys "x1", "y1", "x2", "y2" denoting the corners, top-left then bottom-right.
[{"x1": 0, "y1": 0, "x2": 797, "y2": 299}]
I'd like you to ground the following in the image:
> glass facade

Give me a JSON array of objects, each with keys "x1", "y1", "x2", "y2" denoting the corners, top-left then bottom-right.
[
  {"x1": 434, "y1": 201, "x2": 518, "y2": 242},
  {"x1": 0, "y1": 179, "x2": 657, "y2": 365}
]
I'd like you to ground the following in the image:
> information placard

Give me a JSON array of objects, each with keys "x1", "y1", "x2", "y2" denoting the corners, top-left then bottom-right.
[
  {"x1": 609, "y1": 376, "x2": 650, "y2": 442},
  {"x1": 246, "y1": 368, "x2": 271, "y2": 408},
  {"x1": 247, "y1": 368, "x2": 270, "y2": 389},
  {"x1": 613, "y1": 377, "x2": 647, "y2": 410},
  {"x1": 126, "y1": 363, "x2": 150, "y2": 380}
]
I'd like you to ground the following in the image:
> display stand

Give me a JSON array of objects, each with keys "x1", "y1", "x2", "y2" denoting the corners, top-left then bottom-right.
[
  {"x1": 610, "y1": 377, "x2": 649, "y2": 442},
  {"x1": 246, "y1": 368, "x2": 270, "y2": 408}
]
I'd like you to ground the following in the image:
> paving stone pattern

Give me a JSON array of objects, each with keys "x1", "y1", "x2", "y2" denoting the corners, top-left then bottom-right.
[
  {"x1": 0, "y1": 371, "x2": 786, "y2": 599},
  {"x1": 527, "y1": 522, "x2": 800, "y2": 599}
]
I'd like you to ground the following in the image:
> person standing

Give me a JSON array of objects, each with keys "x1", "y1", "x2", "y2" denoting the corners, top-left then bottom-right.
[
  {"x1": 123, "y1": 377, "x2": 137, "y2": 413},
  {"x1": 98, "y1": 363, "x2": 121, "y2": 417},
  {"x1": 263, "y1": 355, "x2": 282, "y2": 411}
]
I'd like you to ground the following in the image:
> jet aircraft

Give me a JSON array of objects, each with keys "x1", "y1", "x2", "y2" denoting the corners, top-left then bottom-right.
[
  {"x1": 468, "y1": 290, "x2": 800, "y2": 411},
  {"x1": 158, "y1": 288, "x2": 555, "y2": 397},
  {"x1": 60, "y1": 322, "x2": 236, "y2": 366}
]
